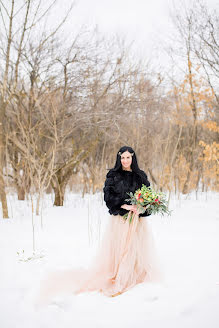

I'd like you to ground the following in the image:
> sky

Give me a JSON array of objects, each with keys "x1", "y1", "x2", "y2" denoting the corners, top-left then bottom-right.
[{"x1": 54, "y1": 0, "x2": 219, "y2": 67}]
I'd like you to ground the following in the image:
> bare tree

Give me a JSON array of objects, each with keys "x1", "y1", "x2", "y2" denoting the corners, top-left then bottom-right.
[
  {"x1": 0, "y1": 0, "x2": 74, "y2": 217},
  {"x1": 191, "y1": 0, "x2": 219, "y2": 104}
]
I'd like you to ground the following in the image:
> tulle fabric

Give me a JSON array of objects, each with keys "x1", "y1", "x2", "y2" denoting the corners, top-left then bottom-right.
[{"x1": 37, "y1": 212, "x2": 162, "y2": 305}]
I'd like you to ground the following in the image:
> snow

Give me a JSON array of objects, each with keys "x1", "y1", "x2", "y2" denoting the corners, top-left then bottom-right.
[{"x1": 0, "y1": 191, "x2": 219, "y2": 328}]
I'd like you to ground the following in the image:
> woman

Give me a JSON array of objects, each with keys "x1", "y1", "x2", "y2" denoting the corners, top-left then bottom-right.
[
  {"x1": 98, "y1": 145, "x2": 162, "y2": 296},
  {"x1": 36, "y1": 146, "x2": 161, "y2": 305}
]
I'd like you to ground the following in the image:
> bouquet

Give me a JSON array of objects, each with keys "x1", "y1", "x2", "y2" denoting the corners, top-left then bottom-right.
[{"x1": 123, "y1": 184, "x2": 171, "y2": 223}]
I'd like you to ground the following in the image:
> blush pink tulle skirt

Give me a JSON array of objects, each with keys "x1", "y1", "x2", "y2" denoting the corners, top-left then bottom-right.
[{"x1": 37, "y1": 212, "x2": 162, "y2": 305}]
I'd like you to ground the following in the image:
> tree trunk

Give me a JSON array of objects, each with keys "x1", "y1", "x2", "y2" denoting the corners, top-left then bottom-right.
[
  {"x1": 0, "y1": 99, "x2": 9, "y2": 218},
  {"x1": 36, "y1": 190, "x2": 43, "y2": 215},
  {"x1": 182, "y1": 125, "x2": 197, "y2": 194},
  {"x1": 182, "y1": 162, "x2": 193, "y2": 194},
  {"x1": 0, "y1": 171, "x2": 8, "y2": 218},
  {"x1": 182, "y1": 45, "x2": 198, "y2": 194},
  {"x1": 53, "y1": 184, "x2": 66, "y2": 206},
  {"x1": 17, "y1": 185, "x2": 25, "y2": 200}
]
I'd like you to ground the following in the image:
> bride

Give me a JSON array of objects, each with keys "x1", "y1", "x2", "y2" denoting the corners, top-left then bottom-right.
[
  {"x1": 90, "y1": 145, "x2": 162, "y2": 296},
  {"x1": 36, "y1": 146, "x2": 162, "y2": 304}
]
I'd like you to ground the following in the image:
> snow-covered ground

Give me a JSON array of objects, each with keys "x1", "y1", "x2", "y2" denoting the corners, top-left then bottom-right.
[{"x1": 0, "y1": 191, "x2": 219, "y2": 328}]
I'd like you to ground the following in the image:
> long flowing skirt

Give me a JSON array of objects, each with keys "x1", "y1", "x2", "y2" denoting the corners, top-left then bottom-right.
[{"x1": 37, "y1": 212, "x2": 162, "y2": 305}]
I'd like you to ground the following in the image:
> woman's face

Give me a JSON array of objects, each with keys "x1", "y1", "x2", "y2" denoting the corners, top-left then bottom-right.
[{"x1": 120, "y1": 151, "x2": 132, "y2": 171}]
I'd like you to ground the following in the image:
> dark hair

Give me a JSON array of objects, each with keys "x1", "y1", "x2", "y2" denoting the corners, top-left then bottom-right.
[{"x1": 111, "y1": 146, "x2": 142, "y2": 174}]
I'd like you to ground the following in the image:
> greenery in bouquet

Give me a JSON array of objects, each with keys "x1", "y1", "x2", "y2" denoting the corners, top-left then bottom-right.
[{"x1": 123, "y1": 184, "x2": 171, "y2": 223}]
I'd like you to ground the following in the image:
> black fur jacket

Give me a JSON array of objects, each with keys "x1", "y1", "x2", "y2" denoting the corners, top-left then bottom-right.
[{"x1": 103, "y1": 167, "x2": 151, "y2": 217}]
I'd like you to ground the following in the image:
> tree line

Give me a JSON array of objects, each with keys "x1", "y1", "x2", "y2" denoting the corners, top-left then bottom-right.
[{"x1": 0, "y1": 0, "x2": 218, "y2": 218}]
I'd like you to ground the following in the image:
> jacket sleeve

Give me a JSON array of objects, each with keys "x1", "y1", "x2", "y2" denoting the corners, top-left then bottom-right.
[
  {"x1": 103, "y1": 171, "x2": 125, "y2": 216},
  {"x1": 139, "y1": 170, "x2": 151, "y2": 217}
]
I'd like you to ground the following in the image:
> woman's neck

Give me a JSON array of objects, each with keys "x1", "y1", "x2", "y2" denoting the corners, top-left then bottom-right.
[{"x1": 122, "y1": 167, "x2": 132, "y2": 172}]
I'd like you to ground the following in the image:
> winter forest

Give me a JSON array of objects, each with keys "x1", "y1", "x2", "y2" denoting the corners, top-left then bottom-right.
[{"x1": 0, "y1": 0, "x2": 219, "y2": 327}]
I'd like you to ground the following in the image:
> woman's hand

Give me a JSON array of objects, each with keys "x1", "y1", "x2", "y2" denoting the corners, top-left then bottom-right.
[{"x1": 121, "y1": 204, "x2": 139, "y2": 214}]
